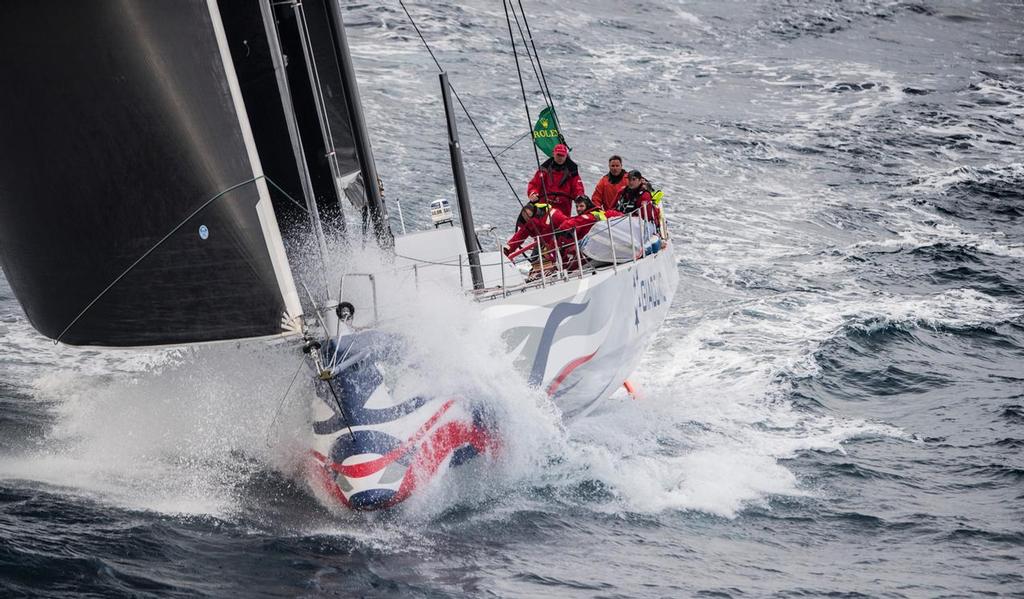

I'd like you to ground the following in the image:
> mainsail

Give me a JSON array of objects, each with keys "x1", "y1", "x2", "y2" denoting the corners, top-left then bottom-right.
[{"x1": 0, "y1": 0, "x2": 303, "y2": 346}]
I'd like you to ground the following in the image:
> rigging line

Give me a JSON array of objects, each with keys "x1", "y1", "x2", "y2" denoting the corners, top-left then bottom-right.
[
  {"x1": 393, "y1": 253, "x2": 503, "y2": 268},
  {"x1": 504, "y1": 0, "x2": 551, "y2": 206},
  {"x1": 294, "y1": 2, "x2": 345, "y2": 187},
  {"x1": 266, "y1": 173, "x2": 330, "y2": 295},
  {"x1": 494, "y1": 130, "x2": 532, "y2": 158},
  {"x1": 508, "y1": 2, "x2": 549, "y2": 109},
  {"x1": 448, "y1": 83, "x2": 524, "y2": 208},
  {"x1": 265, "y1": 353, "x2": 310, "y2": 449},
  {"x1": 397, "y1": 0, "x2": 524, "y2": 207},
  {"x1": 54, "y1": 176, "x2": 264, "y2": 345},
  {"x1": 504, "y1": 0, "x2": 543, "y2": 175},
  {"x1": 301, "y1": 281, "x2": 331, "y2": 336},
  {"x1": 516, "y1": 0, "x2": 562, "y2": 139},
  {"x1": 265, "y1": 176, "x2": 311, "y2": 214},
  {"x1": 329, "y1": 327, "x2": 354, "y2": 370},
  {"x1": 325, "y1": 377, "x2": 355, "y2": 438},
  {"x1": 397, "y1": 0, "x2": 443, "y2": 75},
  {"x1": 291, "y1": 1, "x2": 346, "y2": 286}
]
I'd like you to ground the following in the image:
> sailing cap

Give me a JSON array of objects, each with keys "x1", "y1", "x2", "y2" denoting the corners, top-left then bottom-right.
[
  {"x1": 553, "y1": 143, "x2": 569, "y2": 157},
  {"x1": 628, "y1": 169, "x2": 642, "y2": 178}
]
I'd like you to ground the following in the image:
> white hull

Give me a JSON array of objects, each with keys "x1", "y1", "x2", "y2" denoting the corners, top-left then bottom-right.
[
  {"x1": 482, "y1": 240, "x2": 678, "y2": 417},
  {"x1": 306, "y1": 230, "x2": 678, "y2": 510}
]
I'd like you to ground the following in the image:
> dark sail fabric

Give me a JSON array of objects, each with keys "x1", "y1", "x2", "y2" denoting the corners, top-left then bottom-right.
[
  {"x1": 218, "y1": 0, "x2": 315, "y2": 244},
  {"x1": 0, "y1": 0, "x2": 302, "y2": 346},
  {"x1": 261, "y1": 0, "x2": 390, "y2": 243},
  {"x1": 266, "y1": 3, "x2": 351, "y2": 232},
  {"x1": 297, "y1": 0, "x2": 368, "y2": 210}
]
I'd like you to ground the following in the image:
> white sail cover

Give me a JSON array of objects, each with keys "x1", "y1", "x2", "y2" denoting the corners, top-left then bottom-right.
[{"x1": 579, "y1": 217, "x2": 660, "y2": 264}]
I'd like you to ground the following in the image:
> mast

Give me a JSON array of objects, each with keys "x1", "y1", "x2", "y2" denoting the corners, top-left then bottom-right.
[
  {"x1": 323, "y1": 3, "x2": 393, "y2": 248},
  {"x1": 258, "y1": 0, "x2": 330, "y2": 275},
  {"x1": 439, "y1": 71, "x2": 484, "y2": 290}
]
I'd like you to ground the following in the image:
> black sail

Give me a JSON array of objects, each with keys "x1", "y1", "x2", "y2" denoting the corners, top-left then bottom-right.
[
  {"x1": 293, "y1": 0, "x2": 365, "y2": 210},
  {"x1": 0, "y1": 0, "x2": 302, "y2": 346},
  {"x1": 218, "y1": 0, "x2": 329, "y2": 250},
  {"x1": 299, "y1": 0, "x2": 364, "y2": 200},
  {"x1": 260, "y1": 0, "x2": 362, "y2": 232},
  {"x1": 277, "y1": 0, "x2": 389, "y2": 240}
]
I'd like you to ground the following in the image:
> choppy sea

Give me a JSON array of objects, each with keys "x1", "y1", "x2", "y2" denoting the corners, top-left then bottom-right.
[{"x1": 2, "y1": 1, "x2": 1023, "y2": 597}]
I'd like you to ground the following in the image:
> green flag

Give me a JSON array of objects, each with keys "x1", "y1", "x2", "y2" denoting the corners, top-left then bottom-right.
[{"x1": 532, "y1": 106, "x2": 563, "y2": 158}]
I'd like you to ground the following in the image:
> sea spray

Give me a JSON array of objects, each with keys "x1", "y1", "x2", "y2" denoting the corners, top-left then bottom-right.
[{"x1": 312, "y1": 242, "x2": 567, "y2": 518}]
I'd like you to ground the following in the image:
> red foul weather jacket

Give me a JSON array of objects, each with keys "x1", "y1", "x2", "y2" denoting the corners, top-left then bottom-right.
[
  {"x1": 591, "y1": 171, "x2": 629, "y2": 212},
  {"x1": 562, "y1": 207, "x2": 624, "y2": 238},
  {"x1": 526, "y1": 158, "x2": 585, "y2": 216},
  {"x1": 505, "y1": 208, "x2": 570, "y2": 256}
]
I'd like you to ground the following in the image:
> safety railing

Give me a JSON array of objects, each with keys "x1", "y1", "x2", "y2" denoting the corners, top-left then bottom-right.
[
  {"x1": 338, "y1": 204, "x2": 667, "y2": 326},
  {"x1": 491, "y1": 204, "x2": 664, "y2": 295}
]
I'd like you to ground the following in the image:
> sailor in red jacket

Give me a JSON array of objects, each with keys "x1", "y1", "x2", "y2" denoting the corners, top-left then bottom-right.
[
  {"x1": 556, "y1": 196, "x2": 621, "y2": 269},
  {"x1": 590, "y1": 155, "x2": 629, "y2": 212},
  {"x1": 527, "y1": 143, "x2": 585, "y2": 216},
  {"x1": 562, "y1": 195, "x2": 623, "y2": 238},
  {"x1": 615, "y1": 169, "x2": 660, "y2": 224},
  {"x1": 503, "y1": 202, "x2": 570, "y2": 262}
]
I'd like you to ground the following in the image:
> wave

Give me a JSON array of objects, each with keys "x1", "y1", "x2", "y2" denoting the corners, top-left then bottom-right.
[
  {"x1": 944, "y1": 527, "x2": 1024, "y2": 546},
  {"x1": 949, "y1": 462, "x2": 1024, "y2": 484},
  {"x1": 1000, "y1": 404, "x2": 1024, "y2": 424},
  {"x1": 781, "y1": 287, "x2": 1023, "y2": 411},
  {"x1": 841, "y1": 288, "x2": 1022, "y2": 334},
  {"x1": 850, "y1": 222, "x2": 1024, "y2": 262},
  {"x1": 0, "y1": 248, "x2": 568, "y2": 524},
  {"x1": 852, "y1": 244, "x2": 1023, "y2": 298},
  {"x1": 834, "y1": 297, "x2": 1022, "y2": 342},
  {"x1": 909, "y1": 162, "x2": 1024, "y2": 218},
  {"x1": 820, "y1": 461, "x2": 911, "y2": 482},
  {"x1": 753, "y1": 1, "x2": 934, "y2": 41}
]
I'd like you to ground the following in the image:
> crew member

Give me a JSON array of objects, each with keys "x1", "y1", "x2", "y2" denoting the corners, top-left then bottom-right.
[
  {"x1": 527, "y1": 143, "x2": 585, "y2": 216},
  {"x1": 563, "y1": 195, "x2": 622, "y2": 238},
  {"x1": 590, "y1": 155, "x2": 628, "y2": 212},
  {"x1": 616, "y1": 169, "x2": 660, "y2": 225},
  {"x1": 503, "y1": 202, "x2": 569, "y2": 268},
  {"x1": 504, "y1": 203, "x2": 539, "y2": 259},
  {"x1": 556, "y1": 195, "x2": 622, "y2": 269}
]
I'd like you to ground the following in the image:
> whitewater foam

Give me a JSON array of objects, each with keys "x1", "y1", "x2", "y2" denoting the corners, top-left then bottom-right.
[{"x1": 0, "y1": 246, "x2": 572, "y2": 522}]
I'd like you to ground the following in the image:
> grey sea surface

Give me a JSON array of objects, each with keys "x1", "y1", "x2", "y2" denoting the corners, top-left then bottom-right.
[{"x1": 2, "y1": 1, "x2": 1023, "y2": 597}]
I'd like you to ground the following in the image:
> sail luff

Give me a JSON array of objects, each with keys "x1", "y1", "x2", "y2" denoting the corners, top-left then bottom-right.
[{"x1": 207, "y1": 0, "x2": 303, "y2": 329}]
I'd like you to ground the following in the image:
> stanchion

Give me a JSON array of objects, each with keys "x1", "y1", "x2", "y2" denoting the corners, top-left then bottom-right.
[
  {"x1": 498, "y1": 239, "x2": 507, "y2": 296},
  {"x1": 629, "y1": 212, "x2": 636, "y2": 262},
  {"x1": 573, "y1": 228, "x2": 584, "y2": 277},
  {"x1": 607, "y1": 217, "x2": 618, "y2": 272}
]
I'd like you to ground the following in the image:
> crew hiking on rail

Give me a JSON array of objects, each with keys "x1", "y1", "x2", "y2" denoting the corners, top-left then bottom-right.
[{"x1": 505, "y1": 149, "x2": 663, "y2": 278}]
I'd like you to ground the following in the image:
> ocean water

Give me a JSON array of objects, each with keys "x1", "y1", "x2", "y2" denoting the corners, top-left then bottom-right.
[{"x1": 2, "y1": 1, "x2": 1023, "y2": 597}]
